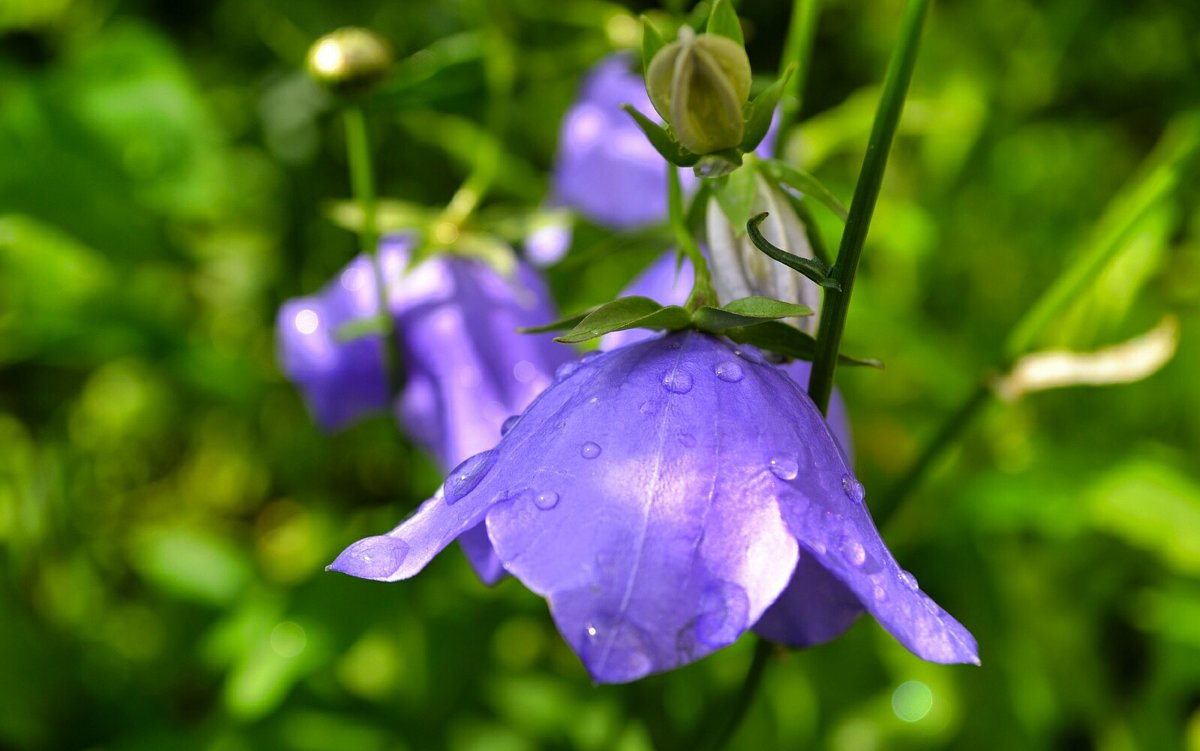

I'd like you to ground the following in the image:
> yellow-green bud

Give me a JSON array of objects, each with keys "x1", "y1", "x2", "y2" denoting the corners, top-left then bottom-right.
[
  {"x1": 306, "y1": 28, "x2": 393, "y2": 94},
  {"x1": 645, "y1": 27, "x2": 751, "y2": 155}
]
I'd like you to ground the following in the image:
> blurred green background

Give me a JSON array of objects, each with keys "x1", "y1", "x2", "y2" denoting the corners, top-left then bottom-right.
[{"x1": 2, "y1": 0, "x2": 1199, "y2": 749}]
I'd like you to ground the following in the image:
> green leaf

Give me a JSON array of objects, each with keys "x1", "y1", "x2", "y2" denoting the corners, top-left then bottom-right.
[
  {"x1": 641, "y1": 16, "x2": 666, "y2": 78},
  {"x1": 724, "y1": 296, "x2": 813, "y2": 318},
  {"x1": 555, "y1": 296, "x2": 691, "y2": 343},
  {"x1": 335, "y1": 316, "x2": 388, "y2": 343},
  {"x1": 518, "y1": 311, "x2": 591, "y2": 334},
  {"x1": 746, "y1": 213, "x2": 840, "y2": 289},
  {"x1": 740, "y1": 65, "x2": 795, "y2": 153},
  {"x1": 706, "y1": 0, "x2": 744, "y2": 46},
  {"x1": 725, "y1": 321, "x2": 882, "y2": 367},
  {"x1": 764, "y1": 160, "x2": 849, "y2": 220},
  {"x1": 711, "y1": 162, "x2": 759, "y2": 236},
  {"x1": 621, "y1": 105, "x2": 701, "y2": 167}
]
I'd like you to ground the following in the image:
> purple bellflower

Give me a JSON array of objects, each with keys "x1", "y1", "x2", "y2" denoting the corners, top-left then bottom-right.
[
  {"x1": 329, "y1": 331, "x2": 979, "y2": 683},
  {"x1": 278, "y1": 237, "x2": 573, "y2": 581}
]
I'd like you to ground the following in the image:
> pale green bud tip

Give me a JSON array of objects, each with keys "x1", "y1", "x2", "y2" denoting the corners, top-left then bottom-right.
[
  {"x1": 645, "y1": 28, "x2": 751, "y2": 156},
  {"x1": 306, "y1": 28, "x2": 393, "y2": 93}
]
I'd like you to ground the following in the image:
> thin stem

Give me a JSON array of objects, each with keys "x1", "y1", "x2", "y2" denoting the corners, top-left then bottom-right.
[
  {"x1": 344, "y1": 105, "x2": 402, "y2": 396},
  {"x1": 700, "y1": 639, "x2": 773, "y2": 751},
  {"x1": 776, "y1": 0, "x2": 822, "y2": 155},
  {"x1": 668, "y1": 166, "x2": 717, "y2": 311},
  {"x1": 807, "y1": 0, "x2": 931, "y2": 415}
]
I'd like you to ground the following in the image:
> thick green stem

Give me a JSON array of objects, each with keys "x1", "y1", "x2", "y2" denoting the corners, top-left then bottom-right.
[
  {"x1": 344, "y1": 105, "x2": 402, "y2": 396},
  {"x1": 807, "y1": 0, "x2": 931, "y2": 415},
  {"x1": 668, "y1": 166, "x2": 717, "y2": 311}
]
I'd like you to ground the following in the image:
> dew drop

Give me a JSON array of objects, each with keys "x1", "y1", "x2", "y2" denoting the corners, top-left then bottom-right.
[
  {"x1": 587, "y1": 395, "x2": 600, "y2": 406},
  {"x1": 580, "y1": 621, "x2": 654, "y2": 682},
  {"x1": 581, "y1": 351, "x2": 603, "y2": 364},
  {"x1": 842, "y1": 474, "x2": 865, "y2": 503},
  {"x1": 768, "y1": 454, "x2": 799, "y2": 481},
  {"x1": 873, "y1": 584, "x2": 887, "y2": 602},
  {"x1": 714, "y1": 361, "x2": 744, "y2": 382},
  {"x1": 695, "y1": 581, "x2": 750, "y2": 647},
  {"x1": 580, "y1": 442, "x2": 602, "y2": 459},
  {"x1": 841, "y1": 539, "x2": 867, "y2": 567},
  {"x1": 500, "y1": 415, "x2": 520, "y2": 436},
  {"x1": 735, "y1": 347, "x2": 766, "y2": 365},
  {"x1": 662, "y1": 369, "x2": 694, "y2": 394},
  {"x1": 330, "y1": 535, "x2": 409, "y2": 579},
  {"x1": 555, "y1": 360, "x2": 580, "y2": 381},
  {"x1": 899, "y1": 570, "x2": 920, "y2": 590},
  {"x1": 534, "y1": 490, "x2": 560, "y2": 510},
  {"x1": 443, "y1": 450, "x2": 498, "y2": 505},
  {"x1": 639, "y1": 401, "x2": 656, "y2": 416}
]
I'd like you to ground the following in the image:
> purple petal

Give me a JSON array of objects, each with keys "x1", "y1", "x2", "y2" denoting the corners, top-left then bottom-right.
[
  {"x1": 752, "y1": 550, "x2": 864, "y2": 646},
  {"x1": 483, "y1": 333, "x2": 800, "y2": 682},
  {"x1": 762, "y1": 372, "x2": 980, "y2": 665}
]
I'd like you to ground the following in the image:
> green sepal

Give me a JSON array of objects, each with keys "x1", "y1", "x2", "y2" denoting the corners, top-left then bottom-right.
[
  {"x1": 641, "y1": 17, "x2": 666, "y2": 78},
  {"x1": 336, "y1": 315, "x2": 389, "y2": 343},
  {"x1": 555, "y1": 297, "x2": 692, "y2": 343},
  {"x1": 764, "y1": 160, "x2": 849, "y2": 220},
  {"x1": 740, "y1": 65, "x2": 795, "y2": 153},
  {"x1": 746, "y1": 212, "x2": 841, "y2": 289},
  {"x1": 692, "y1": 296, "x2": 812, "y2": 333},
  {"x1": 519, "y1": 310, "x2": 591, "y2": 334},
  {"x1": 712, "y1": 162, "x2": 759, "y2": 237},
  {"x1": 621, "y1": 105, "x2": 701, "y2": 167},
  {"x1": 705, "y1": 0, "x2": 744, "y2": 46},
  {"x1": 724, "y1": 320, "x2": 883, "y2": 367}
]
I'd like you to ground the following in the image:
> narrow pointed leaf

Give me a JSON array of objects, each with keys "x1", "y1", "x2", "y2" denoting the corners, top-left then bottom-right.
[
  {"x1": 706, "y1": 0, "x2": 744, "y2": 46},
  {"x1": 622, "y1": 105, "x2": 701, "y2": 167},
  {"x1": 693, "y1": 297, "x2": 812, "y2": 333},
  {"x1": 746, "y1": 212, "x2": 840, "y2": 289},
  {"x1": 519, "y1": 310, "x2": 592, "y2": 334},
  {"x1": 555, "y1": 296, "x2": 692, "y2": 343},
  {"x1": 725, "y1": 321, "x2": 882, "y2": 367},
  {"x1": 740, "y1": 65, "x2": 795, "y2": 152},
  {"x1": 641, "y1": 17, "x2": 666, "y2": 77},
  {"x1": 766, "y1": 161, "x2": 849, "y2": 220}
]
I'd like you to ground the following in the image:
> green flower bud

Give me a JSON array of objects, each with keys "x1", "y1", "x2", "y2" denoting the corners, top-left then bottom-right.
[
  {"x1": 645, "y1": 27, "x2": 751, "y2": 155},
  {"x1": 306, "y1": 28, "x2": 393, "y2": 95}
]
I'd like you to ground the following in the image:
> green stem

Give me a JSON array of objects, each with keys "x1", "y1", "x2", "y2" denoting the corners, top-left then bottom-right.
[
  {"x1": 699, "y1": 639, "x2": 773, "y2": 751},
  {"x1": 807, "y1": 0, "x2": 930, "y2": 415},
  {"x1": 776, "y1": 0, "x2": 822, "y2": 155},
  {"x1": 344, "y1": 105, "x2": 402, "y2": 396},
  {"x1": 668, "y1": 166, "x2": 717, "y2": 311}
]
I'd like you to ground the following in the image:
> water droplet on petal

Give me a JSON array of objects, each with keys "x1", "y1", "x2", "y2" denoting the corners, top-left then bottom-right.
[
  {"x1": 580, "y1": 442, "x2": 602, "y2": 459},
  {"x1": 662, "y1": 369, "x2": 694, "y2": 394},
  {"x1": 873, "y1": 584, "x2": 887, "y2": 602},
  {"x1": 639, "y1": 401, "x2": 656, "y2": 416},
  {"x1": 768, "y1": 454, "x2": 799, "y2": 481},
  {"x1": 899, "y1": 570, "x2": 920, "y2": 590},
  {"x1": 587, "y1": 395, "x2": 600, "y2": 406},
  {"x1": 555, "y1": 361, "x2": 580, "y2": 381},
  {"x1": 331, "y1": 535, "x2": 409, "y2": 578},
  {"x1": 580, "y1": 621, "x2": 654, "y2": 682},
  {"x1": 501, "y1": 415, "x2": 520, "y2": 436},
  {"x1": 444, "y1": 450, "x2": 498, "y2": 505},
  {"x1": 841, "y1": 539, "x2": 867, "y2": 567},
  {"x1": 842, "y1": 474, "x2": 865, "y2": 503},
  {"x1": 534, "y1": 490, "x2": 560, "y2": 510},
  {"x1": 735, "y1": 347, "x2": 766, "y2": 365},
  {"x1": 714, "y1": 361, "x2": 744, "y2": 382},
  {"x1": 581, "y1": 351, "x2": 603, "y2": 364},
  {"x1": 695, "y1": 581, "x2": 750, "y2": 647}
]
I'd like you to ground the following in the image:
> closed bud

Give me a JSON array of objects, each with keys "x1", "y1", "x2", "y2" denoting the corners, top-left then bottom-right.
[
  {"x1": 645, "y1": 27, "x2": 751, "y2": 155},
  {"x1": 306, "y1": 28, "x2": 393, "y2": 95}
]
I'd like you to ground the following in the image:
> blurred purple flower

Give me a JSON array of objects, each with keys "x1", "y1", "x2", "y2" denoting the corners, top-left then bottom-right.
[
  {"x1": 278, "y1": 237, "x2": 573, "y2": 581},
  {"x1": 329, "y1": 331, "x2": 978, "y2": 683}
]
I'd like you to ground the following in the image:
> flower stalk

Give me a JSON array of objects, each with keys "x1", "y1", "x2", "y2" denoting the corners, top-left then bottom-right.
[{"x1": 807, "y1": 0, "x2": 931, "y2": 416}]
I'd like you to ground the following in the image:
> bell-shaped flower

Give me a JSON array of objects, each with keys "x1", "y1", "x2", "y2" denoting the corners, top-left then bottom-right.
[
  {"x1": 278, "y1": 236, "x2": 573, "y2": 581},
  {"x1": 329, "y1": 330, "x2": 979, "y2": 683}
]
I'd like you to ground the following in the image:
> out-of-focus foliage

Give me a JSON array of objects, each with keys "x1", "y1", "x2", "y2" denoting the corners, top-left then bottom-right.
[{"x1": 1, "y1": 0, "x2": 1198, "y2": 749}]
